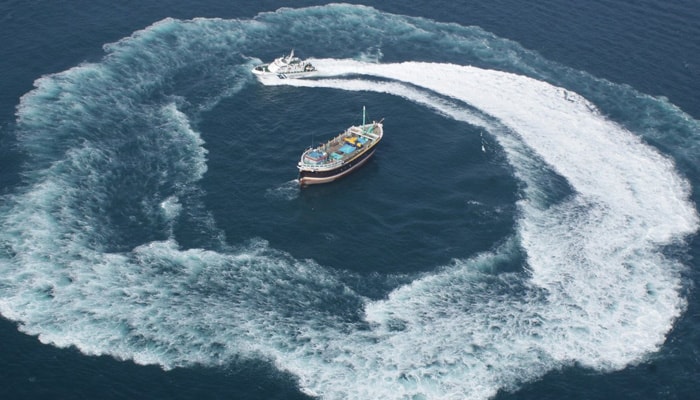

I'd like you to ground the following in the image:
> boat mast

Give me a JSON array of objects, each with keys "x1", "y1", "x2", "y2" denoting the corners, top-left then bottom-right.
[{"x1": 362, "y1": 106, "x2": 366, "y2": 126}]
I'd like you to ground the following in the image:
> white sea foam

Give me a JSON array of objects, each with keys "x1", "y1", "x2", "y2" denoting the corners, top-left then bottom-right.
[
  {"x1": 2, "y1": 43, "x2": 699, "y2": 400},
  {"x1": 160, "y1": 196, "x2": 182, "y2": 222},
  {"x1": 264, "y1": 179, "x2": 301, "y2": 201},
  {"x1": 259, "y1": 60, "x2": 699, "y2": 398}
]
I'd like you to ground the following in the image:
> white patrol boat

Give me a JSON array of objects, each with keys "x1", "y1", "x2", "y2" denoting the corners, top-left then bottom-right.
[{"x1": 252, "y1": 50, "x2": 316, "y2": 80}]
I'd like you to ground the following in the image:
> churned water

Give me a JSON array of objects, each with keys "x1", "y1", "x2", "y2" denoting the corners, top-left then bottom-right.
[{"x1": 1, "y1": 1, "x2": 699, "y2": 399}]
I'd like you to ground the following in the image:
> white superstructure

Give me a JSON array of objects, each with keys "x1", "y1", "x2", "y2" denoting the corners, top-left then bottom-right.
[{"x1": 252, "y1": 50, "x2": 316, "y2": 80}]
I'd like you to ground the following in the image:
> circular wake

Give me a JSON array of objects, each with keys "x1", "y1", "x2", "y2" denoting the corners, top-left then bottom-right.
[{"x1": 1, "y1": 5, "x2": 698, "y2": 400}]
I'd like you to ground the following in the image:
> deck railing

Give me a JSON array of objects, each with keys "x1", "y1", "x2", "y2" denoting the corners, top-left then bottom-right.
[{"x1": 299, "y1": 124, "x2": 383, "y2": 170}]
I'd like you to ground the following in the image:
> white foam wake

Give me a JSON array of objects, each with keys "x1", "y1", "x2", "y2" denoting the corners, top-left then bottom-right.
[
  {"x1": 260, "y1": 60, "x2": 699, "y2": 398},
  {"x1": 2, "y1": 54, "x2": 698, "y2": 400},
  {"x1": 2, "y1": 6, "x2": 697, "y2": 399}
]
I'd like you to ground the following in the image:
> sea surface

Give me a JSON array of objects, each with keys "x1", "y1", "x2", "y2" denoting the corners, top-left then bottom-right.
[{"x1": 1, "y1": 1, "x2": 699, "y2": 399}]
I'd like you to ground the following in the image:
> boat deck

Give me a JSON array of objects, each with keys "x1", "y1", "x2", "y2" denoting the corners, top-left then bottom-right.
[{"x1": 300, "y1": 124, "x2": 382, "y2": 170}]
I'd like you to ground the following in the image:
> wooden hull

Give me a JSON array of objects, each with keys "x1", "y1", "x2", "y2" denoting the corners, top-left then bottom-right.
[
  {"x1": 297, "y1": 108, "x2": 383, "y2": 187},
  {"x1": 298, "y1": 148, "x2": 377, "y2": 186}
]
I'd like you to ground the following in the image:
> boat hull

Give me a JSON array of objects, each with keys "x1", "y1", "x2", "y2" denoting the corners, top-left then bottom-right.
[
  {"x1": 252, "y1": 70, "x2": 316, "y2": 82},
  {"x1": 251, "y1": 50, "x2": 316, "y2": 81},
  {"x1": 298, "y1": 148, "x2": 377, "y2": 186}
]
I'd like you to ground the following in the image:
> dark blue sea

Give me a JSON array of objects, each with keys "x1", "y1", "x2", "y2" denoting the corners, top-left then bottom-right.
[{"x1": 2, "y1": 1, "x2": 699, "y2": 399}]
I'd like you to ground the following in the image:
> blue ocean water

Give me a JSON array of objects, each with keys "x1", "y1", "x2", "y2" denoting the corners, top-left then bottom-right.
[{"x1": 1, "y1": 1, "x2": 699, "y2": 399}]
